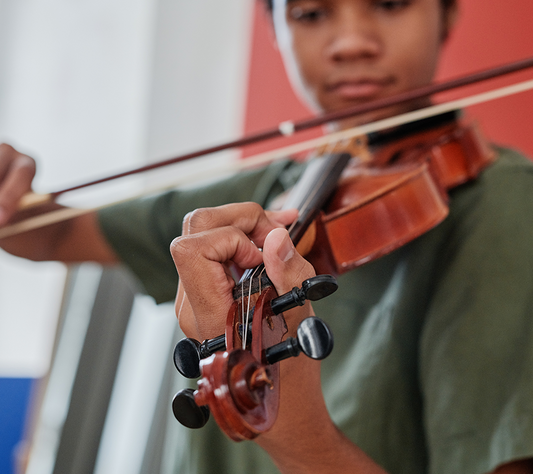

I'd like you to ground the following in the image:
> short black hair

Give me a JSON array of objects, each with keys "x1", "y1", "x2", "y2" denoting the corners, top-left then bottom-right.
[{"x1": 261, "y1": 0, "x2": 456, "y2": 12}]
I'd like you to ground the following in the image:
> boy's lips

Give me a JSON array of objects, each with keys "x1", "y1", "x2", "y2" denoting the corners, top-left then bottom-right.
[{"x1": 325, "y1": 77, "x2": 395, "y2": 101}]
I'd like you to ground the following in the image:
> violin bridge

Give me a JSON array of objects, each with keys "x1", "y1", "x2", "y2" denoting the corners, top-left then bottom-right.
[{"x1": 315, "y1": 135, "x2": 370, "y2": 163}]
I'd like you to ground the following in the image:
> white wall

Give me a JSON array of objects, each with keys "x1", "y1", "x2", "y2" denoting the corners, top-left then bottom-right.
[
  {"x1": 0, "y1": 0, "x2": 156, "y2": 377},
  {"x1": 0, "y1": 0, "x2": 252, "y2": 379}
]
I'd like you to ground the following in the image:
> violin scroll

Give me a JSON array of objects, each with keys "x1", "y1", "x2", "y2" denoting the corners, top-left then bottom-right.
[
  {"x1": 171, "y1": 275, "x2": 337, "y2": 440},
  {"x1": 171, "y1": 316, "x2": 334, "y2": 433}
]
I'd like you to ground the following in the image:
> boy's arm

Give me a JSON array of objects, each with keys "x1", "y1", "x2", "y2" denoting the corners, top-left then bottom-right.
[{"x1": 0, "y1": 143, "x2": 118, "y2": 263}]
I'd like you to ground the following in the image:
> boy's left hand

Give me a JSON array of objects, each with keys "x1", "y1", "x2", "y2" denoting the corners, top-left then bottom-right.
[{"x1": 171, "y1": 202, "x2": 309, "y2": 341}]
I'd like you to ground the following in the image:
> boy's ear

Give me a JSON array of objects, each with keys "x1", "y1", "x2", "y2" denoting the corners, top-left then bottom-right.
[{"x1": 441, "y1": 0, "x2": 459, "y2": 42}]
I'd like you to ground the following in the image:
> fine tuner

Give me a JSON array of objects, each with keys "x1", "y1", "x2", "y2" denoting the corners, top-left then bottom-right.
[{"x1": 171, "y1": 275, "x2": 337, "y2": 430}]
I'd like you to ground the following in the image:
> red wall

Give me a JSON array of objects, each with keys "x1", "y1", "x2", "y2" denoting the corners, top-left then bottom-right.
[{"x1": 243, "y1": 1, "x2": 533, "y2": 158}]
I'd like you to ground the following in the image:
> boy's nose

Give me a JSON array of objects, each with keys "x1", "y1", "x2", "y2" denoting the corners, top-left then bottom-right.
[{"x1": 327, "y1": 12, "x2": 381, "y2": 62}]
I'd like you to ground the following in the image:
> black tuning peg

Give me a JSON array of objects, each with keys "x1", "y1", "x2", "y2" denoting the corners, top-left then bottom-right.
[
  {"x1": 270, "y1": 275, "x2": 338, "y2": 315},
  {"x1": 265, "y1": 316, "x2": 333, "y2": 365},
  {"x1": 173, "y1": 334, "x2": 226, "y2": 379},
  {"x1": 173, "y1": 275, "x2": 338, "y2": 379},
  {"x1": 172, "y1": 388, "x2": 210, "y2": 429}
]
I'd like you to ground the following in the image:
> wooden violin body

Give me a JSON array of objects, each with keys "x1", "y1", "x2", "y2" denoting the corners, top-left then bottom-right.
[{"x1": 301, "y1": 117, "x2": 495, "y2": 275}]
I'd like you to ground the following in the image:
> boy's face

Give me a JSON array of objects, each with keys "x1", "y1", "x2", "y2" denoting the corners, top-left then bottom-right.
[{"x1": 272, "y1": 0, "x2": 453, "y2": 128}]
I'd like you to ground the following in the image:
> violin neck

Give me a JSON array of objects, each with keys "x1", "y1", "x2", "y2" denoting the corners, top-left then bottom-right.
[
  {"x1": 237, "y1": 151, "x2": 351, "y2": 288},
  {"x1": 284, "y1": 152, "x2": 352, "y2": 246}
]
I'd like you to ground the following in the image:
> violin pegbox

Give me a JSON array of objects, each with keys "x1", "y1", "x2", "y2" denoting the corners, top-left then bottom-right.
[{"x1": 171, "y1": 274, "x2": 337, "y2": 440}]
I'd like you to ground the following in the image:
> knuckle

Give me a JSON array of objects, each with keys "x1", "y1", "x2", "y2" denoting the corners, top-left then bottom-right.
[
  {"x1": 13, "y1": 155, "x2": 36, "y2": 175},
  {"x1": 185, "y1": 207, "x2": 216, "y2": 233},
  {"x1": 170, "y1": 236, "x2": 191, "y2": 261},
  {"x1": 181, "y1": 212, "x2": 192, "y2": 235},
  {"x1": 232, "y1": 202, "x2": 265, "y2": 231},
  {"x1": 170, "y1": 235, "x2": 202, "y2": 267},
  {"x1": 0, "y1": 143, "x2": 15, "y2": 156},
  {"x1": 243, "y1": 201, "x2": 263, "y2": 218},
  {"x1": 243, "y1": 201, "x2": 261, "y2": 211}
]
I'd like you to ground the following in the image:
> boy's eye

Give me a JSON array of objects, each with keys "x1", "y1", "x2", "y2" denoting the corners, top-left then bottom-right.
[
  {"x1": 374, "y1": 0, "x2": 411, "y2": 11},
  {"x1": 288, "y1": 4, "x2": 328, "y2": 23}
]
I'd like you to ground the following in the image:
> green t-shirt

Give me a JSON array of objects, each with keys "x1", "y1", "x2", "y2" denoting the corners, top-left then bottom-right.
[{"x1": 98, "y1": 147, "x2": 533, "y2": 474}]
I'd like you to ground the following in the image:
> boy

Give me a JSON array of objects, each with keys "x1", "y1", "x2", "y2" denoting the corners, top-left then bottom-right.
[{"x1": 1, "y1": 0, "x2": 533, "y2": 473}]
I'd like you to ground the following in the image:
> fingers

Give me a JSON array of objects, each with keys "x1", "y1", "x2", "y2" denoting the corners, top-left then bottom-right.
[
  {"x1": 172, "y1": 202, "x2": 301, "y2": 340},
  {"x1": 0, "y1": 144, "x2": 36, "y2": 225},
  {"x1": 175, "y1": 282, "x2": 197, "y2": 337},
  {"x1": 263, "y1": 228, "x2": 316, "y2": 297},
  {"x1": 171, "y1": 225, "x2": 264, "y2": 340},
  {"x1": 182, "y1": 202, "x2": 297, "y2": 246},
  {"x1": 262, "y1": 227, "x2": 317, "y2": 334}
]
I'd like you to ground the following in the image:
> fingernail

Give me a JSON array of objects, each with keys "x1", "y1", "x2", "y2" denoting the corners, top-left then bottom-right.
[{"x1": 277, "y1": 232, "x2": 295, "y2": 262}]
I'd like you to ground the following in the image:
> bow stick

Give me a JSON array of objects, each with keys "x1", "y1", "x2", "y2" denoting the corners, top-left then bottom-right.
[{"x1": 2, "y1": 57, "x2": 533, "y2": 239}]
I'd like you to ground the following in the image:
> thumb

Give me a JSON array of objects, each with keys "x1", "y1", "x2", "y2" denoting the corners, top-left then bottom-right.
[{"x1": 262, "y1": 227, "x2": 316, "y2": 298}]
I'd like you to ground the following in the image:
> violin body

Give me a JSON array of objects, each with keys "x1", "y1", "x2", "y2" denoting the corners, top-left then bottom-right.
[
  {"x1": 304, "y1": 161, "x2": 449, "y2": 274},
  {"x1": 300, "y1": 119, "x2": 495, "y2": 275}
]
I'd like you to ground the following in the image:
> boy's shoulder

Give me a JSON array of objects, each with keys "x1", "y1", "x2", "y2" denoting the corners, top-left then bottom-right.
[
  {"x1": 476, "y1": 145, "x2": 533, "y2": 206},
  {"x1": 453, "y1": 144, "x2": 533, "y2": 204},
  {"x1": 491, "y1": 145, "x2": 533, "y2": 171},
  {"x1": 443, "y1": 144, "x2": 533, "y2": 246}
]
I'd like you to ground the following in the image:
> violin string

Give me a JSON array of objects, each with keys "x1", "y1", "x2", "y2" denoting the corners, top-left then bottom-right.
[
  {"x1": 292, "y1": 138, "x2": 347, "y2": 232},
  {"x1": 243, "y1": 267, "x2": 256, "y2": 349},
  {"x1": 4, "y1": 78, "x2": 533, "y2": 240},
  {"x1": 241, "y1": 276, "x2": 245, "y2": 348},
  {"x1": 258, "y1": 266, "x2": 266, "y2": 296},
  {"x1": 286, "y1": 137, "x2": 342, "y2": 236},
  {"x1": 243, "y1": 265, "x2": 260, "y2": 349}
]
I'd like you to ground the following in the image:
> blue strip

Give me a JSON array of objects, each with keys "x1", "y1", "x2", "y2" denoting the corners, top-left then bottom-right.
[{"x1": 0, "y1": 378, "x2": 35, "y2": 474}]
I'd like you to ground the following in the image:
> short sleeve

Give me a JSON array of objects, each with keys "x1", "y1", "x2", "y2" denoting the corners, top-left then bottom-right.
[
  {"x1": 97, "y1": 159, "x2": 302, "y2": 303},
  {"x1": 420, "y1": 149, "x2": 533, "y2": 474}
]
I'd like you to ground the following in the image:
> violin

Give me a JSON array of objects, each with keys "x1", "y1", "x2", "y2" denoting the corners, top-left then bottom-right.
[
  {"x1": 170, "y1": 109, "x2": 494, "y2": 440},
  {"x1": 0, "y1": 59, "x2": 520, "y2": 439}
]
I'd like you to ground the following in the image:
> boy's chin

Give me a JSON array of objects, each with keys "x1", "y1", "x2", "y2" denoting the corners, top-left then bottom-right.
[
  {"x1": 326, "y1": 101, "x2": 432, "y2": 131},
  {"x1": 328, "y1": 109, "x2": 398, "y2": 131}
]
